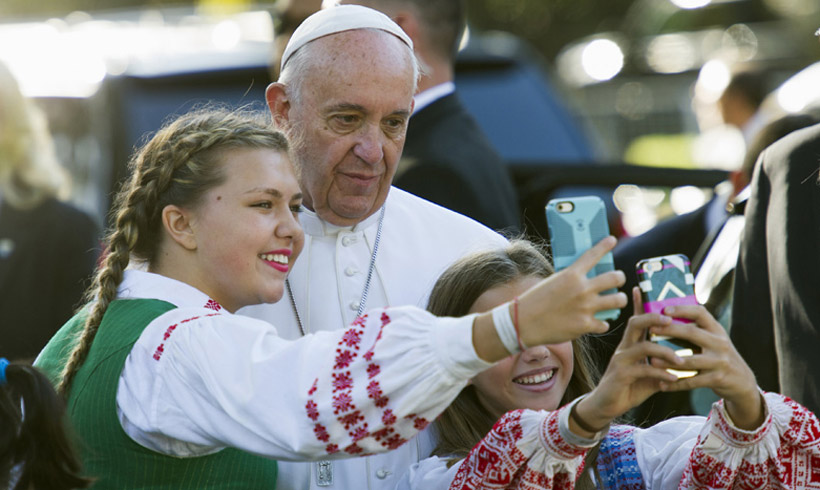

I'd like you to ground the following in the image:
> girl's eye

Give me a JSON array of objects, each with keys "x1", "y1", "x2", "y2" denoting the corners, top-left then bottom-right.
[
  {"x1": 290, "y1": 204, "x2": 302, "y2": 214},
  {"x1": 253, "y1": 202, "x2": 272, "y2": 209}
]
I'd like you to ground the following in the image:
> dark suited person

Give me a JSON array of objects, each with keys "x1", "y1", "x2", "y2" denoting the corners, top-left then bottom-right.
[
  {"x1": 732, "y1": 120, "x2": 820, "y2": 414},
  {"x1": 339, "y1": 0, "x2": 520, "y2": 232}
]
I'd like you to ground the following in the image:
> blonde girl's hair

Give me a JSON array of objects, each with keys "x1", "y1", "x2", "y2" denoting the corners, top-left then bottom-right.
[
  {"x1": 426, "y1": 239, "x2": 602, "y2": 489},
  {"x1": 0, "y1": 61, "x2": 69, "y2": 209},
  {"x1": 56, "y1": 107, "x2": 290, "y2": 397}
]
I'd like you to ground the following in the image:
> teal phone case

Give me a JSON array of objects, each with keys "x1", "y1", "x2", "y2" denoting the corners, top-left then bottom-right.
[{"x1": 546, "y1": 196, "x2": 618, "y2": 321}]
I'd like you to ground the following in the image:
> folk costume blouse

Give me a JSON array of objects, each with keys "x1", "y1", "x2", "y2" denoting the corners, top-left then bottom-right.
[
  {"x1": 109, "y1": 269, "x2": 493, "y2": 460},
  {"x1": 397, "y1": 392, "x2": 820, "y2": 489}
]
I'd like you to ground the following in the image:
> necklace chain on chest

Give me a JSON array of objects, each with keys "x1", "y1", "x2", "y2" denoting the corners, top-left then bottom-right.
[{"x1": 286, "y1": 205, "x2": 386, "y2": 337}]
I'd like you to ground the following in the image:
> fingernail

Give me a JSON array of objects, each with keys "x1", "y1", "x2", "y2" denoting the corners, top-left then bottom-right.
[
  {"x1": 664, "y1": 306, "x2": 675, "y2": 315},
  {"x1": 674, "y1": 355, "x2": 684, "y2": 364}
]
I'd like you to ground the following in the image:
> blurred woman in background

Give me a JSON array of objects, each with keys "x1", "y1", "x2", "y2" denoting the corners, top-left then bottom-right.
[{"x1": 0, "y1": 61, "x2": 100, "y2": 362}]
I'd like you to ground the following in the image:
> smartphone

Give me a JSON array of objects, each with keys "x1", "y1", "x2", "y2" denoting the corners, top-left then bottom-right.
[
  {"x1": 635, "y1": 253, "x2": 700, "y2": 378},
  {"x1": 545, "y1": 195, "x2": 618, "y2": 321}
]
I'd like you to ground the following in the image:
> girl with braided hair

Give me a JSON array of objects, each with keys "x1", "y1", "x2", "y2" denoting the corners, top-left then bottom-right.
[{"x1": 34, "y1": 107, "x2": 629, "y2": 489}]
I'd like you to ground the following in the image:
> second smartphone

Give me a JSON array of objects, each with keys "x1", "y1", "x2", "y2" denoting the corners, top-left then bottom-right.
[{"x1": 636, "y1": 253, "x2": 700, "y2": 378}]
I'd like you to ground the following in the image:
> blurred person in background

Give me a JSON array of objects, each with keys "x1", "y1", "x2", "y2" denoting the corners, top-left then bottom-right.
[
  {"x1": 0, "y1": 61, "x2": 99, "y2": 363},
  {"x1": 335, "y1": 0, "x2": 520, "y2": 232},
  {"x1": 718, "y1": 69, "x2": 771, "y2": 149},
  {"x1": 269, "y1": 0, "x2": 323, "y2": 81}
]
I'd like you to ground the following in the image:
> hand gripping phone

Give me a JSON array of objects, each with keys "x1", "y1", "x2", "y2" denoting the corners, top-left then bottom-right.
[
  {"x1": 546, "y1": 195, "x2": 618, "y2": 321},
  {"x1": 636, "y1": 253, "x2": 700, "y2": 378}
]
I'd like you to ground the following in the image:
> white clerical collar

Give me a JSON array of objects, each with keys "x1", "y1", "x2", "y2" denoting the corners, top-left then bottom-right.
[
  {"x1": 118, "y1": 269, "x2": 219, "y2": 310},
  {"x1": 298, "y1": 202, "x2": 384, "y2": 237},
  {"x1": 413, "y1": 81, "x2": 455, "y2": 114}
]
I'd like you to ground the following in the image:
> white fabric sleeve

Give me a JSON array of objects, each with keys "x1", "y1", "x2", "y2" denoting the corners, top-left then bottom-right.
[
  {"x1": 117, "y1": 305, "x2": 491, "y2": 460},
  {"x1": 395, "y1": 456, "x2": 462, "y2": 490},
  {"x1": 633, "y1": 415, "x2": 704, "y2": 489},
  {"x1": 636, "y1": 391, "x2": 820, "y2": 489}
]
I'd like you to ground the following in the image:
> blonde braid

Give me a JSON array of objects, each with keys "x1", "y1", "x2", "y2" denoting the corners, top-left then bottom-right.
[
  {"x1": 56, "y1": 107, "x2": 289, "y2": 398},
  {"x1": 56, "y1": 154, "x2": 163, "y2": 396}
]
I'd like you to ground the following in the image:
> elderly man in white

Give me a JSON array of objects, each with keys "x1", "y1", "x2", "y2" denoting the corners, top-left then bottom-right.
[{"x1": 239, "y1": 4, "x2": 511, "y2": 489}]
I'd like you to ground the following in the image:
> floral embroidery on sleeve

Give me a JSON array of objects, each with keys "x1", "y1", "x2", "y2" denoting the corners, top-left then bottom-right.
[{"x1": 679, "y1": 393, "x2": 820, "y2": 489}]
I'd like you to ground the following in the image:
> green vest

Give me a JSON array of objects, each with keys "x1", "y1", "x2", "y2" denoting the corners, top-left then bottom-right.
[{"x1": 37, "y1": 299, "x2": 278, "y2": 489}]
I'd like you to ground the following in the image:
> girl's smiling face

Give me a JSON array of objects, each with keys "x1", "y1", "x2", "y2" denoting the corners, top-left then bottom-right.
[
  {"x1": 468, "y1": 275, "x2": 575, "y2": 418},
  {"x1": 184, "y1": 148, "x2": 304, "y2": 312}
]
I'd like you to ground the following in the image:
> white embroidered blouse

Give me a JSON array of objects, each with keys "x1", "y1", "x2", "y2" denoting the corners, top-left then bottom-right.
[{"x1": 115, "y1": 269, "x2": 493, "y2": 461}]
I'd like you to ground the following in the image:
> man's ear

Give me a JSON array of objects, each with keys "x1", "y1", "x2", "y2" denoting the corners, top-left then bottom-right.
[
  {"x1": 266, "y1": 82, "x2": 290, "y2": 127},
  {"x1": 391, "y1": 11, "x2": 419, "y2": 45},
  {"x1": 161, "y1": 205, "x2": 197, "y2": 251}
]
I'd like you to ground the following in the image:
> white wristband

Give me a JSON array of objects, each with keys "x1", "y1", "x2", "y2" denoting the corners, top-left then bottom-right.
[{"x1": 491, "y1": 303, "x2": 521, "y2": 355}]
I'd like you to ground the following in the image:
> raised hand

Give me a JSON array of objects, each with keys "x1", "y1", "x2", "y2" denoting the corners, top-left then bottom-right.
[
  {"x1": 516, "y1": 236, "x2": 627, "y2": 347},
  {"x1": 571, "y1": 287, "x2": 680, "y2": 434},
  {"x1": 650, "y1": 304, "x2": 764, "y2": 430}
]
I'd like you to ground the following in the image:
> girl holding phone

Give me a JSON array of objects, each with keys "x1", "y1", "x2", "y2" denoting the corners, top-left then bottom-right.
[{"x1": 399, "y1": 240, "x2": 820, "y2": 489}]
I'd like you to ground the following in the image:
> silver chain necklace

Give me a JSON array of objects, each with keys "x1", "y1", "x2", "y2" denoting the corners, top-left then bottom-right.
[{"x1": 286, "y1": 205, "x2": 386, "y2": 336}]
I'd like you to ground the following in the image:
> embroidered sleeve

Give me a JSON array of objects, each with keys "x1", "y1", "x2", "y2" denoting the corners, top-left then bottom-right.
[
  {"x1": 678, "y1": 391, "x2": 820, "y2": 489},
  {"x1": 447, "y1": 405, "x2": 596, "y2": 490},
  {"x1": 134, "y1": 305, "x2": 492, "y2": 460}
]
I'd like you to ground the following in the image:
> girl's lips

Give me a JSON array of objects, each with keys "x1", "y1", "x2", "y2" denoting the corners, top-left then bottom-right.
[
  {"x1": 512, "y1": 367, "x2": 558, "y2": 393},
  {"x1": 259, "y1": 249, "x2": 291, "y2": 273}
]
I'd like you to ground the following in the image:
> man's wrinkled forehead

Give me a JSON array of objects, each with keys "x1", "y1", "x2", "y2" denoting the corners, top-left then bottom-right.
[{"x1": 280, "y1": 4, "x2": 413, "y2": 73}]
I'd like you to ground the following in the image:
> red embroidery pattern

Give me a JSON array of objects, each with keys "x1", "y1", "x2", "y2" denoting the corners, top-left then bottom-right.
[
  {"x1": 203, "y1": 299, "x2": 222, "y2": 311},
  {"x1": 679, "y1": 394, "x2": 820, "y2": 489},
  {"x1": 313, "y1": 423, "x2": 330, "y2": 442},
  {"x1": 341, "y1": 329, "x2": 363, "y2": 348},
  {"x1": 449, "y1": 408, "x2": 584, "y2": 490},
  {"x1": 363, "y1": 312, "x2": 391, "y2": 361},
  {"x1": 305, "y1": 400, "x2": 319, "y2": 421},
  {"x1": 332, "y1": 371, "x2": 353, "y2": 391},
  {"x1": 301, "y1": 311, "x2": 417, "y2": 456},
  {"x1": 152, "y1": 313, "x2": 220, "y2": 361}
]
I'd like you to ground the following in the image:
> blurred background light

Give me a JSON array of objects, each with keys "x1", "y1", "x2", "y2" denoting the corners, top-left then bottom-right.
[
  {"x1": 776, "y1": 61, "x2": 820, "y2": 113},
  {"x1": 646, "y1": 34, "x2": 697, "y2": 73},
  {"x1": 694, "y1": 59, "x2": 731, "y2": 104},
  {"x1": 581, "y1": 39, "x2": 624, "y2": 81},
  {"x1": 212, "y1": 19, "x2": 241, "y2": 50},
  {"x1": 669, "y1": 0, "x2": 712, "y2": 9},
  {"x1": 670, "y1": 185, "x2": 709, "y2": 214}
]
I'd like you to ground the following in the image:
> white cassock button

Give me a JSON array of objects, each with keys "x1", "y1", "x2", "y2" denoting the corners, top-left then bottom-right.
[
  {"x1": 375, "y1": 469, "x2": 391, "y2": 479},
  {"x1": 341, "y1": 235, "x2": 356, "y2": 246},
  {"x1": 349, "y1": 300, "x2": 360, "y2": 311},
  {"x1": 344, "y1": 266, "x2": 357, "y2": 276}
]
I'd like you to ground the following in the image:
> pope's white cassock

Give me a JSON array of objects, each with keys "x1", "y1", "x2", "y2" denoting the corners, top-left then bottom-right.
[{"x1": 240, "y1": 187, "x2": 508, "y2": 490}]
